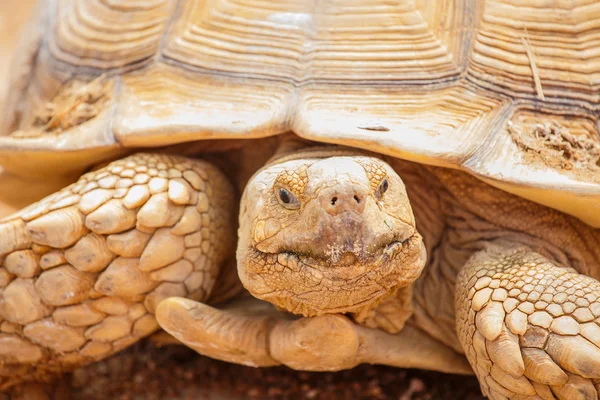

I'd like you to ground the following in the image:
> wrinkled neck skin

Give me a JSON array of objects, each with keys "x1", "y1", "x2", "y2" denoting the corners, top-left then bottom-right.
[{"x1": 236, "y1": 141, "x2": 427, "y2": 324}]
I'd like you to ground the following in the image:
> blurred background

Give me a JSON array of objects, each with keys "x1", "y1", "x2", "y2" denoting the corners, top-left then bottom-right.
[
  {"x1": 0, "y1": 0, "x2": 37, "y2": 128},
  {"x1": 0, "y1": 0, "x2": 38, "y2": 218}
]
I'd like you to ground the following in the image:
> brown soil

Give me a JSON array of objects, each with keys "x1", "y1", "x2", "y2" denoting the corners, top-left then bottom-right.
[{"x1": 69, "y1": 341, "x2": 484, "y2": 400}]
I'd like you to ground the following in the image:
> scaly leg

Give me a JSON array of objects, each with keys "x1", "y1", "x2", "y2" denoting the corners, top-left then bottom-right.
[
  {"x1": 456, "y1": 242, "x2": 600, "y2": 400},
  {"x1": 0, "y1": 153, "x2": 235, "y2": 390},
  {"x1": 156, "y1": 295, "x2": 471, "y2": 374}
]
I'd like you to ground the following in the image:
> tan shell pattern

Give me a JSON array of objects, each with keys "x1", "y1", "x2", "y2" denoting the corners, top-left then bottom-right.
[{"x1": 0, "y1": 0, "x2": 598, "y2": 226}]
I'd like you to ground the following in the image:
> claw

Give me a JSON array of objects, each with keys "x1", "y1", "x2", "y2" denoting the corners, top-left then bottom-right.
[
  {"x1": 532, "y1": 382, "x2": 557, "y2": 400},
  {"x1": 546, "y1": 335, "x2": 600, "y2": 379},
  {"x1": 523, "y1": 348, "x2": 568, "y2": 385},
  {"x1": 550, "y1": 373, "x2": 598, "y2": 400},
  {"x1": 476, "y1": 301, "x2": 505, "y2": 341},
  {"x1": 485, "y1": 375, "x2": 515, "y2": 398},
  {"x1": 487, "y1": 327, "x2": 525, "y2": 377},
  {"x1": 490, "y1": 364, "x2": 536, "y2": 395},
  {"x1": 473, "y1": 330, "x2": 490, "y2": 363}
]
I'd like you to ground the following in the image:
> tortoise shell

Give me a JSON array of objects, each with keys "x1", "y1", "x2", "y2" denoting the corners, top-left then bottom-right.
[{"x1": 0, "y1": 0, "x2": 599, "y2": 226}]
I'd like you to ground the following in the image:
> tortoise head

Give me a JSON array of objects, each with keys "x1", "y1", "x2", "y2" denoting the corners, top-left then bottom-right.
[{"x1": 237, "y1": 151, "x2": 426, "y2": 318}]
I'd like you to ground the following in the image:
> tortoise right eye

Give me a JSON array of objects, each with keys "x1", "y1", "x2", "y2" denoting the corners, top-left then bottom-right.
[{"x1": 375, "y1": 178, "x2": 389, "y2": 199}]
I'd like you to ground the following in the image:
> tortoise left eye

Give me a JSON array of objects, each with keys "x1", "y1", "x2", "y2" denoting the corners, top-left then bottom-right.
[{"x1": 277, "y1": 187, "x2": 300, "y2": 209}]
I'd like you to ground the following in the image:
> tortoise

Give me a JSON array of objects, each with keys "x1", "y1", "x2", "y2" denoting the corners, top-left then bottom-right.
[{"x1": 0, "y1": 0, "x2": 599, "y2": 399}]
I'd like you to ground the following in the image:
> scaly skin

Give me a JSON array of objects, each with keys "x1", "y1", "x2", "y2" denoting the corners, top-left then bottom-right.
[
  {"x1": 457, "y1": 243, "x2": 600, "y2": 400},
  {"x1": 0, "y1": 153, "x2": 235, "y2": 389}
]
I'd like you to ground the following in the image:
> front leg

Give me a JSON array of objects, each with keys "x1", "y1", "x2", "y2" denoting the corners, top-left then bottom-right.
[
  {"x1": 0, "y1": 153, "x2": 236, "y2": 391},
  {"x1": 456, "y1": 243, "x2": 600, "y2": 400},
  {"x1": 156, "y1": 295, "x2": 471, "y2": 374}
]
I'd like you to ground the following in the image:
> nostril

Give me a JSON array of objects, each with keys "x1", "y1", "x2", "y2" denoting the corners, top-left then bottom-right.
[
  {"x1": 331, "y1": 197, "x2": 338, "y2": 206},
  {"x1": 353, "y1": 195, "x2": 361, "y2": 204}
]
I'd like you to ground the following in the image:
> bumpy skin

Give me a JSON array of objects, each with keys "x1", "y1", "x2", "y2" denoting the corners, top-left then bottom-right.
[
  {"x1": 457, "y1": 244, "x2": 600, "y2": 400},
  {"x1": 0, "y1": 153, "x2": 235, "y2": 389}
]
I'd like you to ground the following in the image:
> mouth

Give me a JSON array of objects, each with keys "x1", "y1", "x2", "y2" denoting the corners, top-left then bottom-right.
[
  {"x1": 240, "y1": 233, "x2": 425, "y2": 318},
  {"x1": 279, "y1": 239, "x2": 406, "y2": 270},
  {"x1": 329, "y1": 240, "x2": 407, "y2": 268}
]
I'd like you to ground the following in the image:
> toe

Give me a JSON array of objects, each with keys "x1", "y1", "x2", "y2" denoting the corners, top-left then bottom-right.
[{"x1": 155, "y1": 297, "x2": 279, "y2": 367}]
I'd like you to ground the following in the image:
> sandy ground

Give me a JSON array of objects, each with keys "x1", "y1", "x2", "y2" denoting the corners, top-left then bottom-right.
[{"x1": 70, "y1": 341, "x2": 484, "y2": 400}]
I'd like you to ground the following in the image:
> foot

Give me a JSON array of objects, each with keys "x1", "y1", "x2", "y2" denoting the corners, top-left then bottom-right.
[{"x1": 457, "y1": 244, "x2": 600, "y2": 400}]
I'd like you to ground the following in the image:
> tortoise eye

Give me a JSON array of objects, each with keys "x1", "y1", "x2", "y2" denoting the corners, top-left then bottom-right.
[
  {"x1": 375, "y1": 178, "x2": 389, "y2": 199},
  {"x1": 277, "y1": 187, "x2": 300, "y2": 209}
]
